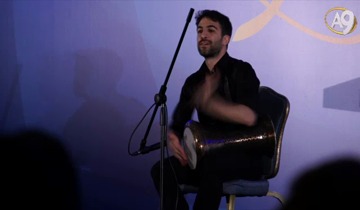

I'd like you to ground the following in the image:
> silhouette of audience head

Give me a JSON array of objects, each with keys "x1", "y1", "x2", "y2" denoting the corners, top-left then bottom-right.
[
  {"x1": 0, "y1": 129, "x2": 80, "y2": 210},
  {"x1": 281, "y1": 156, "x2": 360, "y2": 210}
]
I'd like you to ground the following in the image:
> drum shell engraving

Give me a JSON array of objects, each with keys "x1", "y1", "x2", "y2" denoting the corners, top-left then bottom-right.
[{"x1": 183, "y1": 115, "x2": 276, "y2": 169}]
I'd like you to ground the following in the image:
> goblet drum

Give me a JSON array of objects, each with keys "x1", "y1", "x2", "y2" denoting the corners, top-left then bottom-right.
[{"x1": 183, "y1": 115, "x2": 276, "y2": 170}]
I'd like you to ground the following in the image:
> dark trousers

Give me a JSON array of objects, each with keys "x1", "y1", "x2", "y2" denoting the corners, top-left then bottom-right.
[{"x1": 151, "y1": 150, "x2": 264, "y2": 210}]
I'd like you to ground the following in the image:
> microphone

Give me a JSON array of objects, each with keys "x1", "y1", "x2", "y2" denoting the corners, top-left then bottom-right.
[{"x1": 134, "y1": 141, "x2": 166, "y2": 156}]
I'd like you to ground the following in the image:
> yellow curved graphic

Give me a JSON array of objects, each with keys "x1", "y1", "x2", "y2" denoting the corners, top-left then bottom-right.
[{"x1": 233, "y1": 0, "x2": 360, "y2": 44}]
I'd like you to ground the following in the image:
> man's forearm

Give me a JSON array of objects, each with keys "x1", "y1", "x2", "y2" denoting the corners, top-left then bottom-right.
[{"x1": 205, "y1": 95, "x2": 257, "y2": 126}]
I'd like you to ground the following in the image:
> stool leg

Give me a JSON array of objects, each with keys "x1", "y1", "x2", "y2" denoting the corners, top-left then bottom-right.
[
  {"x1": 267, "y1": 191, "x2": 286, "y2": 206},
  {"x1": 227, "y1": 195, "x2": 236, "y2": 210}
]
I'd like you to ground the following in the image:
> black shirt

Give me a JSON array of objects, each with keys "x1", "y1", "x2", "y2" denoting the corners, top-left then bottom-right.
[{"x1": 170, "y1": 52, "x2": 260, "y2": 139}]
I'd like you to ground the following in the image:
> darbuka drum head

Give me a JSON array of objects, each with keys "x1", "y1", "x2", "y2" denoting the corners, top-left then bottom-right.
[{"x1": 183, "y1": 127, "x2": 197, "y2": 169}]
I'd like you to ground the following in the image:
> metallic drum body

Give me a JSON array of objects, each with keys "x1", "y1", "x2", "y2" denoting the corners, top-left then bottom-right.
[{"x1": 183, "y1": 115, "x2": 276, "y2": 169}]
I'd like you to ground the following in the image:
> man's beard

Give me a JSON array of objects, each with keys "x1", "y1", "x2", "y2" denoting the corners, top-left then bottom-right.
[{"x1": 197, "y1": 40, "x2": 222, "y2": 58}]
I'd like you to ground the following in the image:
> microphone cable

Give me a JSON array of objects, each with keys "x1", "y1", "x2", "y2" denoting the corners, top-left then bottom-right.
[{"x1": 128, "y1": 102, "x2": 156, "y2": 156}]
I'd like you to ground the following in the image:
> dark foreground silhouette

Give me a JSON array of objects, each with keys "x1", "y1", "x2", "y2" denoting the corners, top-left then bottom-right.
[
  {"x1": 0, "y1": 129, "x2": 80, "y2": 210},
  {"x1": 281, "y1": 156, "x2": 360, "y2": 210}
]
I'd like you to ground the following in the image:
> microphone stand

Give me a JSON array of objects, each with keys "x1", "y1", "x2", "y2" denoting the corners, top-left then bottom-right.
[{"x1": 135, "y1": 8, "x2": 194, "y2": 210}]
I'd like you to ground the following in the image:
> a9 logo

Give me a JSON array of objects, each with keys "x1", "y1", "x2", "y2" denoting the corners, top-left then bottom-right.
[{"x1": 325, "y1": 7, "x2": 358, "y2": 35}]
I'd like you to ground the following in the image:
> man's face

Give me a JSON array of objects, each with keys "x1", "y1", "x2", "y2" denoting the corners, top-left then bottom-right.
[{"x1": 197, "y1": 17, "x2": 225, "y2": 58}]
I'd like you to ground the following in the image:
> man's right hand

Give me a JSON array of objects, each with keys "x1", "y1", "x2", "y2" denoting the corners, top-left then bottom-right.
[{"x1": 167, "y1": 131, "x2": 188, "y2": 166}]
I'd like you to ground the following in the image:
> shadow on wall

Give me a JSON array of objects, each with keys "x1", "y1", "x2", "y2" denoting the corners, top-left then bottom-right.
[
  {"x1": 0, "y1": 129, "x2": 80, "y2": 210},
  {"x1": 323, "y1": 77, "x2": 360, "y2": 112},
  {"x1": 63, "y1": 48, "x2": 158, "y2": 210},
  {"x1": 0, "y1": 0, "x2": 25, "y2": 131}
]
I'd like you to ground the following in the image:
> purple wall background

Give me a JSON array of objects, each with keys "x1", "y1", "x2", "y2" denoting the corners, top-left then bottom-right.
[{"x1": 1, "y1": 1, "x2": 360, "y2": 209}]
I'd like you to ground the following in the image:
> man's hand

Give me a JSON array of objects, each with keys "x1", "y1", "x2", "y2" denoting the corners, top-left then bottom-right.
[
  {"x1": 167, "y1": 131, "x2": 188, "y2": 166},
  {"x1": 193, "y1": 71, "x2": 257, "y2": 126}
]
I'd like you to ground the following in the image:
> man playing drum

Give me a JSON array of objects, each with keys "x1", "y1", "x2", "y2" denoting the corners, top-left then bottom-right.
[{"x1": 151, "y1": 9, "x2": 267, "y2": 210}]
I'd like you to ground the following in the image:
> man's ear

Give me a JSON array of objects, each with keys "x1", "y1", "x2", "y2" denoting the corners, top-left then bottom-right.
[{"x1": 222, "y1": 35, "x2": 230, "y2": 46}]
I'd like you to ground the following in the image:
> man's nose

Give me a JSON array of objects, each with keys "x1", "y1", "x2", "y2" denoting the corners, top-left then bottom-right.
[{"x1": 200, "y1": 32, "x2": 207, "y2": 39}]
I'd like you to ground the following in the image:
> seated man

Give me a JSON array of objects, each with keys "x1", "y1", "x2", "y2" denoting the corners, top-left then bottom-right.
[{"x1": 151, "y1": 9, "x2": 269, "y2": 210}]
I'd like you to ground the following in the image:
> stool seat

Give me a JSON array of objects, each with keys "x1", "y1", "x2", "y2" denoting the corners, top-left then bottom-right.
[{"x1": 223, "y1": 179, "x2": 269, "y2": 196}]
